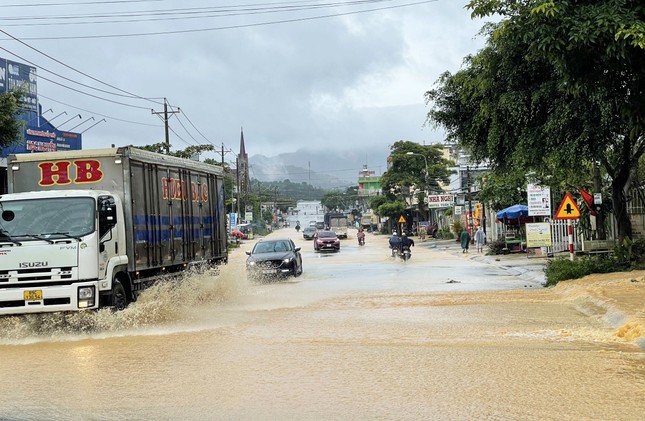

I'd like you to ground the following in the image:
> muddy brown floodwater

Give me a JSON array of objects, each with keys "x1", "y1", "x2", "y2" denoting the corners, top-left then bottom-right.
[{"x1": 0, "y1": 229, "x2": 643, "y2": 420}]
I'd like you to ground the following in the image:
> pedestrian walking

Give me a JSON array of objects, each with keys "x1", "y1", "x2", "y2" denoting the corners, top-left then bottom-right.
[
  {"x1": 475, "y1": 226, "x2": 485, "y2": 253},
  {"x1": 460, "y1": 228, "x2": 471, "y2": 253}
]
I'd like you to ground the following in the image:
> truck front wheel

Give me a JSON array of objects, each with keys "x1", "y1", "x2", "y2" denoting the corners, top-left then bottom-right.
[{"x1": 110, "y1": 279, "x2": 128, "y2": 310}]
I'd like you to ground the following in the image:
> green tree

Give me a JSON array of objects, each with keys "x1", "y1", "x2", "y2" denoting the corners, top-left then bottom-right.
[
  {"x1": 428, "y1": 0, "x2": 644, "y2": 241},
  {"x1": 320, "y1": 186, "x2": 359, "y2": 212},
  {"x1": 134, "y1": 143, "x2": 215, "y2": 159},
  {"x1": 0, "y1": 90, "x2": 25, "y2": 151},
  {"x1": 375, "y1": 141, "x2": 452, "y2": 222},
  {"x1": 380, "y1": 141, "x2": 451, "y2": 195}
]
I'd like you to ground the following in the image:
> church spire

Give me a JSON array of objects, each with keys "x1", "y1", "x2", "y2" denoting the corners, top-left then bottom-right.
[{"x1": 239, "y1": 127, "x2": 246, "y2": 156}]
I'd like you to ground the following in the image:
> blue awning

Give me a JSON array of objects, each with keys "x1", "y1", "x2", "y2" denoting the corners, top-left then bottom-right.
[{"x1": 496, "y1": 205, "x2": 529, "y2": 220}]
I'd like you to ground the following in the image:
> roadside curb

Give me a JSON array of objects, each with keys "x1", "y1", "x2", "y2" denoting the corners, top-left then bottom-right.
[{"x1": 427, "y1": 244, "x2": 547, "y2": 286}]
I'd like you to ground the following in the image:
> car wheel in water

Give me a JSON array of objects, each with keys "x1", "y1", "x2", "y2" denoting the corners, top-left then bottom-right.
[{"x1": 110, "y1": 279, "x2": 128, "y2": 311}]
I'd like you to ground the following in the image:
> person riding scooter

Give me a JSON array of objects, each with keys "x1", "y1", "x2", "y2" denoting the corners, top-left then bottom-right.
[
  {"x1": 397, "y1": 233, "x2": 415, "y2": 260},
  {"x1": 389, "y1": 232, "x2": 400, "y2": 257},
  {"x1": 295, "y1": 223, "x2": 301, "y2": 232},
  {"x1": 357, "y1": 228, "x2": 366, "y2": 246}
]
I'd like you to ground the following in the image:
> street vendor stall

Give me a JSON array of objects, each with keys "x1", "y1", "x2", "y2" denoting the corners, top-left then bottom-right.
[{"x1": 496, "y1": 205, "x2": 530, "y2": 252}]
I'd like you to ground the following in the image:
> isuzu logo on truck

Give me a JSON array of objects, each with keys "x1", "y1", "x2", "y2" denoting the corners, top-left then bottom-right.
[
  {"x1": 19, "y1": 261, "x2": 49, "y2": 268},
  {"x1": 38, "y1": 160, "x2": 103, "y2": 186}
]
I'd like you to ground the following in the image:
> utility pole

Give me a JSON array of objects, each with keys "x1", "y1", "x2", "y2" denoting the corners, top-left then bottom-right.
[
  {"x1": 215, "y1": 142, "x2": 232, "y2": 166},
  {"x1": 593, "y1": 161, "x2": 606, "y2": 240},
  {"x1": 466, "y1": 165, "x2": 474, "y2": 235},
  {"x1": 308, "y1": 161, "x2": 311, "y2": 183},
  {"x1": 151, "y1": 98, "x2": 180, "y2": 154}
]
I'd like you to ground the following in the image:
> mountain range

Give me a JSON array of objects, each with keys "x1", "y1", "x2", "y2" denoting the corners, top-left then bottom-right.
[{"x1": 249, "y1": 149, "x2": 387, "y2": 190}]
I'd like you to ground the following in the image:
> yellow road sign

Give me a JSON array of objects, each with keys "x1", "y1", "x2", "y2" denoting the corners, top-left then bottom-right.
[
  {"x1": 398, "y1": 215, "x2": 406, "y2": 223},
  {"x1": 554, "y1": 193, "x2": 581, "y2": 220}
]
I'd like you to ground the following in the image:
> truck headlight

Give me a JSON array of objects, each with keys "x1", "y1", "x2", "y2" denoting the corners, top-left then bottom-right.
[{"x1": 78, "y1": 286, "x2": 95, "y2": 308}]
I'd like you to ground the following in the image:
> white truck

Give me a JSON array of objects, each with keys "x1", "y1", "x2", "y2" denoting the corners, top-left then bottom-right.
[
  {"x1": 324, "y1": 212, "x2": 348, "y2": 238},
  {"x1": 0, "y1": 147, "x2": 227, "y2": 315}
]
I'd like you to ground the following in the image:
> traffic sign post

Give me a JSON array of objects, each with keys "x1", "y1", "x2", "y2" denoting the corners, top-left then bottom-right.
[
  {"x1": 398, "y1": 215, "x2": 406, "y2": 235},
  {"x1": 554, "y1": 193, "x2": 581, "y2": 261}
]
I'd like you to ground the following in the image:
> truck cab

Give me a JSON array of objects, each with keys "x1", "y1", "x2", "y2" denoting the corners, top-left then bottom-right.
[{"x1": 0, "y1": 190, "x2": 127, "y2": 314}]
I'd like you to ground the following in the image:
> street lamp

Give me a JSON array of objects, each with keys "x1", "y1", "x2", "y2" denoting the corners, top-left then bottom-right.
[
  {"x1": 406, "y1": 151, "x2": 432, "y2": 229},
  {"x1": 405, "y1": 152, "x2": 429, "y2": 190}
]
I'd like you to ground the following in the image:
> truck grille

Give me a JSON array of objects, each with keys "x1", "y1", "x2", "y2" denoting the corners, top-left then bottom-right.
[
  {"x1": 0, "y1": 298, "x2": 71, "y2": 308},
  {"x1": 0, "y1": 267, "x2": 74, "y2": 287}
]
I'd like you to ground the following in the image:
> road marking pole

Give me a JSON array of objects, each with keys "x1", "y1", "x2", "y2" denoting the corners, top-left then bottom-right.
[{"x1": 568, "y1": 219, "x2": 574, "y2": 261}]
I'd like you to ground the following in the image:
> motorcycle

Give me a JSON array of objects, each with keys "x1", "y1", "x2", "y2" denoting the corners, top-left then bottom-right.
[
  {"x1": 357, "y1": 231, "x2": 365, "y2": 246},
  {"x1": 396, "y1": 244, "x2": 412, "y2": 261},
  {"x1": 295, "y1": 225, "x2": 301, "y2": 232}
]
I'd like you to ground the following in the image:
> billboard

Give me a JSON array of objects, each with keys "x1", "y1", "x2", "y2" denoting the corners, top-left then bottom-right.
[
  {"x1": 0, "y1": 58, "x2": 38, "y2": 113},
  {"x1": 526, "y1": 222, "x2": 552, "y2": 248},
  {"x1": 427, "y1": 194, "x2": 454, "y2": 209},
  {"x1": 1, "y1": 119, "x2": 82, "y2": 158},
  {"x1": 527, "y1": 183, "x2": 551, "y2": 216}
]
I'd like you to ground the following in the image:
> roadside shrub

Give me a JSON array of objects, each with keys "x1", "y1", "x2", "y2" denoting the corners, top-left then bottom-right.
[
  {"x1": 452, "y1": 220, "x2": 464, "y2": 237},
  {"x1": 486, "y1": 238, "x2": 506, "y2": 255},
  {"x1": 544, "y1": 256, "x2": 629, "y2": 286},
  {"x1": 437, "y1": 226, "x2": 454, "y2": 239}
]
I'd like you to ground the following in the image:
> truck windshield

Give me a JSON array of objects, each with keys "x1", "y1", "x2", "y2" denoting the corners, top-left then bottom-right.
[{"x1": 0, "y1": 197, "x2": 95, "y2": 241}]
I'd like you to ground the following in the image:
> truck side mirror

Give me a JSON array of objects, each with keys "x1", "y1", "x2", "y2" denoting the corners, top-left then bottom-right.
[{"x1": 98, "y1": 195, "x2": 117, "y2": 239}]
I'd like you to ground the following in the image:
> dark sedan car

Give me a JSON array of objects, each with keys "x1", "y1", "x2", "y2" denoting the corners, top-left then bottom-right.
[
  {"x1": 302, "y1": 226, "x2": 317, "y2": 240},
  {"x1": 246, "y1": 239, "x2": 303, "y2": 278},
  {"x1": 313, "y1": 230, "x2": 340, "y2": 252}
]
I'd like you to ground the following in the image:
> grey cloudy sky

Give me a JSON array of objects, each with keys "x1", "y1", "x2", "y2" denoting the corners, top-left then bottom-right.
[{"x1": 2, "y1": 0, "x2": 489, "y2": 164}]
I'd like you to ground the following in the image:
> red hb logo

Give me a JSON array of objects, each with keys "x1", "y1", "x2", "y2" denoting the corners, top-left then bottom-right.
[{"x1": 39, "y1": 160, "x2": 103, "y2": 186}]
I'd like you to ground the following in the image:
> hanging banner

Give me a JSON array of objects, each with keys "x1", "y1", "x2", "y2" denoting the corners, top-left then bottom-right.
[
  {"x1": 527, "y1": 183, "x2": 551, "y2": 216},
  {"x1": 526, "y1": 222, "x2": 552, "y2": 248},
  {"x1": 427, "y1": 194, "x2": 454, "y2": 209}
]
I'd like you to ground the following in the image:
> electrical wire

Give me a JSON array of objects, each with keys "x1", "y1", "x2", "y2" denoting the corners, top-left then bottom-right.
[
  {"x1": 0, "y1": 0, "x2": 166, "y2": 7},
  {"x1": 37, "y1": 73, "x2": 152, "y2": 110},
  {"x1": 179, "y1": 110, "x2": 219, "y2": 146},
  {"x1": 0, "y1": 46, "x2": 161, "y2": 103},
  {"x1": 38, "y1": 93, "x2": 161, "y2": 127},
  {"x1": 10, "y1": 0, "x2": 438, "y2": 40},
  {"x1": 0, "y1": 28, "x2": 164, "y2": 105},
  {"x1": 2, "y1": 0, "x2": 389, "y2": 20}
]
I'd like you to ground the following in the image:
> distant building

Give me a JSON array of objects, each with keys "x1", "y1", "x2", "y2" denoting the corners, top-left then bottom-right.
[
  {"x1": 358, "y1": 165, "x2": 381, "y2": 197},
  {"x1": 236, "y1": 127, "x2": 251, "y2": 194}
]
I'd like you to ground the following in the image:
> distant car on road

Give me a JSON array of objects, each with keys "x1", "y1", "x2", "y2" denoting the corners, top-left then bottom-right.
[
  {"x1": 313, "y1": 230, "x2": 340, "y2": 252},
  {"x1": 246, "y1": 239, "x2": 303, "y2": 278},
  {"x1": 315, "y1": 221, "x2": 325, "y2": 230},
  {"x1": 303, "y1": 226, "x2": 317, "y2": 240}
]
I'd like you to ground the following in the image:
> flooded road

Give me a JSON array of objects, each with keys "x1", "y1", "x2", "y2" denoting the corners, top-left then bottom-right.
[{"x1": 1, "y1": 229, "x2": 643, "y2": 420}]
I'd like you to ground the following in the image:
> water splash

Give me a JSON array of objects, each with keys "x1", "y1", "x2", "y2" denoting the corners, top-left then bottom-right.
[{"x1": 0, "y1": 265, "x2": 248, "y2": 343}]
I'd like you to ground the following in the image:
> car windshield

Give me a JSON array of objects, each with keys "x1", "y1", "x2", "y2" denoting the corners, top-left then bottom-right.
[
  {"x1": 0, "y1": 197, "x2": 95, "y2": 240},
  {"x1": 304, "y1": 228, "x2": 316, "y2": 233},
  {"x1": 318, "y1": 231, "x2": 336, "y2": 238},
  {"x1": 253, "y1": 240, "x2": 292, "y2": 254}
]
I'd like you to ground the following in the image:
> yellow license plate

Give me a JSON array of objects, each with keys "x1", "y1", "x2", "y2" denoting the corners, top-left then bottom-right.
[{"x1": 24, "y1": 290, "x2": 43, "y2": 301}]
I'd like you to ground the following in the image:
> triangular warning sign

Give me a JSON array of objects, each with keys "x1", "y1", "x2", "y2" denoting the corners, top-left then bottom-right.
[
  {"x1": 398, "y1": 215, "x2": 406, "y2": 223},
  {"x1": 554, "y1": 193, "x2": 581, "y2": 220}
]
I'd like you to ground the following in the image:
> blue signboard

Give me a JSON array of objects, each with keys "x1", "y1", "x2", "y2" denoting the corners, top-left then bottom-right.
[
  {"x1": 1, "y1": 111, "x2": 82, "y2": 158},
  {"x1": 0, "y1": 58, "x2": 38, "y2": 114}
]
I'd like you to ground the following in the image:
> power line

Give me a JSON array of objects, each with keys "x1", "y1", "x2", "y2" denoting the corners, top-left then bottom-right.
[
  {"x1": 179, "y1": 110, "x2": 220, "y2": 146},
  {"x1": 0, "y1": 45, "x2": 158, "y2": 101},
  {"x1": 0, "y1": 28, "x2": 164, "y2": 105},
  {"x1": 38, "y1": 93, "x2": 161, "y2": 127},
  {"x1": 37, "y1": 73, "x2": 152, "y2": 110},
  {"x1": 10, "y1": 0, "x2": 438, "y2": 40},
  {"x1": 0, "y1": 0, "x2": 166, "y2": 7},
  {"x1": 2, "y1": 0, "x2": 393, "y2": 25}
]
